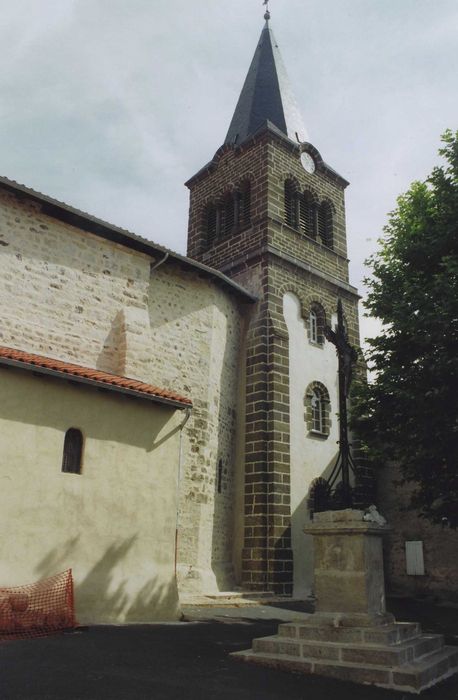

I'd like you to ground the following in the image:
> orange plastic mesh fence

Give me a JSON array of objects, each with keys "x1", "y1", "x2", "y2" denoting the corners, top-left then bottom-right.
[{"x1": 0, "y1": 569, "x2": 76, "y2": 641}]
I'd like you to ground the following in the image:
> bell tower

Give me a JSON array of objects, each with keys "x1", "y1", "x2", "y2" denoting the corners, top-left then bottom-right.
[{"x1": 186, "y1": 12, "x2": 360, "y2": 595}]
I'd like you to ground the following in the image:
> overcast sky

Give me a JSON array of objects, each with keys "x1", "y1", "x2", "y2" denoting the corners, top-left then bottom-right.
[{"x1": 1, "y1": 0, "x2": 457, "y2": 342}]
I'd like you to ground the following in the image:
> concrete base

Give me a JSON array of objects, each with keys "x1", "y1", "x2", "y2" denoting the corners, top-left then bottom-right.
[{"x1": 232, "y1": 619, "x2": 458, "y2": 693}]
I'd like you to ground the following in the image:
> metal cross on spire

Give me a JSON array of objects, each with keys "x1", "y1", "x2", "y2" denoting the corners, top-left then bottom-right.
[{"x1": 263, "y1": 0, "x2": 271, "y2": 22}]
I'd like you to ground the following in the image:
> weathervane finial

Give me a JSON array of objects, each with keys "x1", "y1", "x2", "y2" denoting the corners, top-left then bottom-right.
[{"x1": 263, "y1": 0, "x2": 271, "y2": 22}]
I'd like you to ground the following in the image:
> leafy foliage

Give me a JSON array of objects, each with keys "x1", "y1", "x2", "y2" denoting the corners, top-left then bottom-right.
[{"x1": 352, "y1": 131, "x2": 458, "y2": 527}]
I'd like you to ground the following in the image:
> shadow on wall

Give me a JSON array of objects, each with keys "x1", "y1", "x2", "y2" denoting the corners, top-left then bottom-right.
[
  {"x1": 97, "y1": 309, "x2": 127, "y2": 375},
  {"x1": 289, "y1": 450, "x2": 340, "y2": 598},
  {"x1": 34, "y1": 536, "x2": 180, "y2": 623},
  {"x1": 0, "y1": 369, "x2": 175, "y2": 451},
  {"x1": 209, "y1": 303, "x2": 248, "y2": 593}
]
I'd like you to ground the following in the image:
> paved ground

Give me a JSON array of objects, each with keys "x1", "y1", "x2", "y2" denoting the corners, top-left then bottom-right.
[{"x1": 0, "y1": 599, "x2": 457, "y2": 699}]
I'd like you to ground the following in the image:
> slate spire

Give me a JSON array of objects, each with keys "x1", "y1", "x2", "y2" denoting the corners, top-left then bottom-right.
[{"x1": 224, "y1": 19, "x2": 308, "y2": 145}]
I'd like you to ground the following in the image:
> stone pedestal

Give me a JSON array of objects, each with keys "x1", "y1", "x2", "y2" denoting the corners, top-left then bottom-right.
[
  {"x1": 233, "y1": 510, "x2": 458, "y2": 693},
  {"x1": 306, "y1": 508, "x2": 392, "y2": 627}
]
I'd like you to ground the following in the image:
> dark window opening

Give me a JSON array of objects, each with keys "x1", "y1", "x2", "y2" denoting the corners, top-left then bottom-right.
[{"x1": 62, "y1": 428, "x2": 83, "y2": 474}]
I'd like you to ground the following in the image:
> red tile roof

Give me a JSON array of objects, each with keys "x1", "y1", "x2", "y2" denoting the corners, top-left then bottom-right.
[{"x1": 0, "y1": 345, "x2": 192, "y2": 408}]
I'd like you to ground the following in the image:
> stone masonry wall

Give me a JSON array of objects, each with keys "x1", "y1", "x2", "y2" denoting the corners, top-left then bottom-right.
[
  {"x1": 0, "y1": 186, "x2": 246, "y2": 596},
  {"x1": 378, "y1": 462, "x2": 458, "y2": 602}
]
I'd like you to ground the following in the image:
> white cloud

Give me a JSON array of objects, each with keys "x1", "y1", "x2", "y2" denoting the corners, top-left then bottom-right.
[{"x1": 0, "y1": 0, "x2": 457, "y2": 345}]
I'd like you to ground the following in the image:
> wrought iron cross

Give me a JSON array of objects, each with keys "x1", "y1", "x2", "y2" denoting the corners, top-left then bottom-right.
[{"x1": 323, "y1": 299, "x2": 358, "y2": 508}]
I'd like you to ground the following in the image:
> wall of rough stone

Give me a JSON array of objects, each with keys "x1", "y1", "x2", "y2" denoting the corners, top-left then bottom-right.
[
  {"x1": 378, "y1": 463, "x2": 458, "y2": 602},
  {"x1": 0, "y1": 185, "x2": 246, "y2": 597}
]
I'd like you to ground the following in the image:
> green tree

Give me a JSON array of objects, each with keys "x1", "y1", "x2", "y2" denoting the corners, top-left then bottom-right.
[{"x1": 353, "y1": 130, "x2": 458, "y2": 527}]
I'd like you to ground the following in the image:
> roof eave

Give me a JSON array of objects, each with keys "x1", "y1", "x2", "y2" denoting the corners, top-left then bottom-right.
[{"x1": 0, "y1": 356, "x2": 192, "y2": 409}]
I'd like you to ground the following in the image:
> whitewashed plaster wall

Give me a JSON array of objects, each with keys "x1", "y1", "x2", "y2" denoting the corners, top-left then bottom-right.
[
  {"x1": 0, "y1": 187, "x2": 245, "y2": 598},
  {"x1": 283, "y1": 292, "x2": 339, "y2": 597},
  {"x1": 0, "y1": 368, "x2": 182, "y2": 623}
]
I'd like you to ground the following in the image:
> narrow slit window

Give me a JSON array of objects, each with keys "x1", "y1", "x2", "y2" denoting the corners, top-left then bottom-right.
[{"x1": 62, "y1": 428, "x2": 83, "y2": 474}]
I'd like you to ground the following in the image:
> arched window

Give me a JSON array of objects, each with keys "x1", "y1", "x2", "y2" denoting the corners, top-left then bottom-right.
[
  {"x1": 311, "y1": 389, "x2": 325, "y2": 433},
  {"x1": 304, "y1": 383, "x2": 331, "y2": 437},
  {"x1": 309, "y1": 310, "x2": 318, "y2": 343},
  {"x1": 308, "y1": 303, "x2": 326, "y2": 345},
  {"x1": 317, "y1": 201, "x2": 333, "y2": 249},
  {"x1": 62, "y1": 428, "x2": 83, "y2": 474},
  {"x1": 284, "y1": 180, "x2": 299, "y2": 228},
  {"x1": 299, "y1": 192, "x2": 316, "y2": 239}
]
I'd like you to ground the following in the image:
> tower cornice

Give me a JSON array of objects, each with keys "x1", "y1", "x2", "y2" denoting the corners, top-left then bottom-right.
[{"x1": 185, "y1": 122, "x2": 349, "y2": 189}]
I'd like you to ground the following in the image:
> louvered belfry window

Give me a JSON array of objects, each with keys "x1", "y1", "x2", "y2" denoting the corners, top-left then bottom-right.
[
  {"x1": 299, "y1": 193, "x2": 316, "y2": 238},
  {"x1": 284, "y1": 180, "x2": 298, "y2": 228},
  {"x1": 318, "y1": 202, "x2": 333, "y2": 249},
  {"x1": 62, "y1": 428, "x2": 83, "y2": 474}
]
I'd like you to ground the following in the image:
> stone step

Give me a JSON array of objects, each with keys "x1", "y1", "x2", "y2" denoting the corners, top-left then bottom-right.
[
  {"x1": 232, "y1": 645, "x2": 458, "y2": 694},
  {"x1": 253, "y1": 632, "x2": 444, "y2": 667},
  {"x1": 278, "y1": 621, "x2": 421, "y2": 646},
  {"x1": 391, "y1": 646, "x2": 458, "y2": 693}
]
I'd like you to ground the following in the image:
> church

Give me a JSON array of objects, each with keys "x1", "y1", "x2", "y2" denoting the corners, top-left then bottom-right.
[{"x1": 0, "y1": 13, "x2": 454, "y2": 624}]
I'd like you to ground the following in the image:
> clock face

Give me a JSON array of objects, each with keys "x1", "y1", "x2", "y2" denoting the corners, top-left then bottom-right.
[{"x1": 300, "y1": 152, "x2": 316, "y2": 174}]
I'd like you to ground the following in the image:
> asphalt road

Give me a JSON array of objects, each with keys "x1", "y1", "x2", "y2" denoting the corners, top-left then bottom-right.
[{"x1": 0, "y1": 600, "x2": 457, "y2": 699}]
